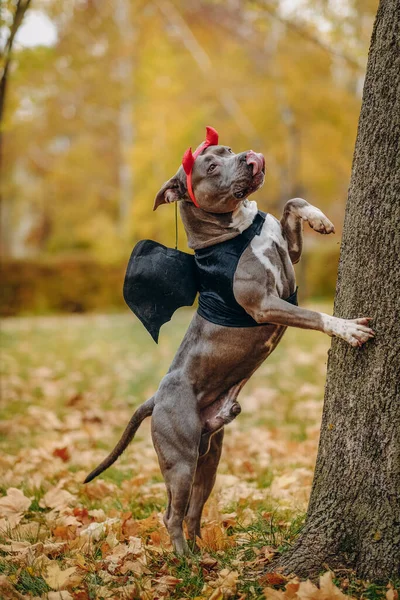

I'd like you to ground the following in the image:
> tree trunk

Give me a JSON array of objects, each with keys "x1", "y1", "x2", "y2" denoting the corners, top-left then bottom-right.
[
  {"x1": 274, "y1": 0, "x2": 400, "y2": 580},
  {"x1": 0, "y1": 0, "x2": 32, "y2": 257}
]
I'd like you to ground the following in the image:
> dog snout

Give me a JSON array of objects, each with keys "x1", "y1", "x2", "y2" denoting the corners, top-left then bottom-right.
[{"x1": 246, "y1": 151, "x2": 265, "y2": 175}]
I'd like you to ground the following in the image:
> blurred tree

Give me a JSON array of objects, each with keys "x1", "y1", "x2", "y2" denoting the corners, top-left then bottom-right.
[
  {"x1": 0, "y1": 0, "x2": 32, "y2": 255},
  {"x1": 1, "y1": 0, "x2": 379, "y2": 262},
  {"x1": 273, "y1": 0, "x2": 400, "y2": 579}
]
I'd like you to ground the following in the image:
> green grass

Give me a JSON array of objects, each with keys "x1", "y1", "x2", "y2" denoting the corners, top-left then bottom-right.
[{"x1": 4, "y1": 304, "x2": 397, "y2": 598}]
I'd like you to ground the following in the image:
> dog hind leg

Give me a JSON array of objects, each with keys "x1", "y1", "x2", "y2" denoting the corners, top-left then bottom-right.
[
  {"x1": 151, "y1": 400, "x2": 201, "y2": 555},
  {"x1": 185, "y1": 428, "x2": 224, "y2": 547}
]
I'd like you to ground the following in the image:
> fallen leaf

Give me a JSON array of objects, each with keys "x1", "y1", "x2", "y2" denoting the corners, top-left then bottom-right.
[
  {"x1": 0, "y1": 488, "x2": 31, "y2": 527},
  {"x1": 286, "y1": 581, "x2": 301, "y2": 598},
  {"x1": 83, "y1": 480, "x2": 117, "y2": 500},
  {"x1": 0, "y1": 541, "x2": 30, "y2": 553},
  {"x1": 387, "y1": 585, "x2": 399, "y2": 600},
  {"x1": 264, "y1": 588, "x2": 286, "y2": 600},
  {"x1": 209, "y1": 590, "x2": 224, "y2": 600},
  {"x1": 261, "y1": 572, "x2": 288, "y2": 586},
  {"x1": 154, "y1": 575, "x2": 183, "y2": 586},
  {"x1": 198, "y1": 523, "x2": 234, "y2": 551},
  {"x1": 199, "y1": 555, "x2": 219, "y2": 570},
  {"x1": 318, "y1": 571, "x2": 349, "y2": 599},
  {"x1": 80, "y1": 517, "x2": 119, "y2": 540},
  {"x1": 44, "y1": 562, "x2": 81, "y2": 590},
  {"x1": 47, "y1": 592, "x2": 73, "y2": 600},
  {"x1": 0, "y1": 574, "x2": 26, "y2": 599},
  {"x1": 40, "y1": 487, "x2": 75, "y2": 511},
  {"x1": 120, "y1": 559, "x2": 149, "y2": 575},
  {"x1": 296, "y1": 579, "x2": 320, "y2": 600},
  {"x1": 52, "y1": 447, "x2": 71, "y2": 462},
  {"x1": 52, "y1": 525, "x2": 76, "y2": 540},
  {"x1": 209, "y1": 569, "x2": 239, "y2": 597}
]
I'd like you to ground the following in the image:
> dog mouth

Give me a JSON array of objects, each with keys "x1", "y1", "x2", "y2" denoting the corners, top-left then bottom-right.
[
  {"x1": 233, "y1": 151, "x2": 266, "y2": 199},
  {"x1": 234, "y1": 172, "x2": 265, "y2": 200},
  {"x1": 246, "y1": 151, "x2": 265, "y2": 176}
]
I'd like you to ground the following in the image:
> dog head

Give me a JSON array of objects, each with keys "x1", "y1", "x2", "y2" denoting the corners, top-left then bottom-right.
[{"x1": 154, "y1": 140, "x2": 265, "y2": 214}]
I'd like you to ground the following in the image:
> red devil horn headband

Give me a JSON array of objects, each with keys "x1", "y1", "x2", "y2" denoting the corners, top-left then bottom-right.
[{"x1": 182, "y1": 126, "x2": 219, "y2": 207}]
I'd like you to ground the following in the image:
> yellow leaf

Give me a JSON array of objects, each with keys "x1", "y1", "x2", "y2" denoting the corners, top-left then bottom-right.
[
  {"x1": 386, "y1": 585, "x2": 399, "y2": 600},
  {"x1": 209, "y1": 589, "x2": 224, "y2": 600},
  {"x1": 44, "y1": 562, "x2": 78, "y2": 590},
  {"x1": 319, "y1": 571, "x2": 349, "y2": 599}
]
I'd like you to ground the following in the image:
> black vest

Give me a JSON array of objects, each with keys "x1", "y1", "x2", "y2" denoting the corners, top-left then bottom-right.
[{"x1": 195, "y1": 211, "x2": 298, "y2": 327}]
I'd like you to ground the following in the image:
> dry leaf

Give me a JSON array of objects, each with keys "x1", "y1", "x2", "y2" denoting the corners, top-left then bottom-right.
[
  {"x1": 198, "y1": 523, "x2": 234, "y2": 551},
  {"x1": 0, "y1": 575, "x2": 26, "y2": 599},
  {"x1": 0, "y1": 488, "x2": 31, "y2": 527},
  {"x1": 264, "y1": 573, "x2": 350, "y2": 600},
  {"x1": 40, "y1": 487, "x2": 75, "y2": 511},
  {"x1": 47, "y1": 592, "x2": 73, "y2": 600},
  {"x1": 209, "y1": 590, "x2": 224, "y2": 600},
  {"x1": 264, "y1": 588, "x2": 286, "y2": 600},
  {"x1": 387, "y1": 585, "x2": 399, "y2": 600},
  {"x1": 318, "y1": 572, "x2": 349, "y2": 599},
  {"x1": 262, "y1": 572, "x2": 287, "y2": 586},
  {"x1": 80, "y1": 517, "x2": 119, "y2": 540},
  {"x1": 199, "y1": 555, "x2": 219, "y2": 570},
  {"x1": 52, "y1": 447, "x2": 71, "y2": 462},
  {"x1": 52, "y1": 525, "x2": 76, "y2": 540},
  {"x1": 155, "y1": 575, "x2": 183, "y2": 586},
  {"x1": 119, "y1": 559, "x2": 149, "y2": 575},
  {"x1": 296, "y1": 579, "x2": 321, "y2": 600},
  {"x1": 0, "y1": 541, "x2": 30, "y2": 553},
  {"x1": 286, "y1": 581, "x2": 301, "y2": 598},
  {"x1": 149, "y1": 528, "x2": 171, "y2": 548},
  {"x1": 44, "y1": 562, "x2": 81, "y2": 590},
  {"x1": 83, "y1": 480, "x2": 117, "y2": 500},
  {"x1": 211, "y1": 569, "x2": 239, "y2": 597}
]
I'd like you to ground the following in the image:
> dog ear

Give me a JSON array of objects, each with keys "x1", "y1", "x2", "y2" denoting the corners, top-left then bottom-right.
[{"x1": 153, "y1": 173, "x2": 186, "y2": 211}]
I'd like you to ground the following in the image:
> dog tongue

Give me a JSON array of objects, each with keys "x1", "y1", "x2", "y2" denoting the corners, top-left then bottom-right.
[
  {"x1": 246, "y1": 151, "x2": 264, "y2": 175},
  {"x1": 246, "y1": 150, "x2": 264, "y2": 176}
]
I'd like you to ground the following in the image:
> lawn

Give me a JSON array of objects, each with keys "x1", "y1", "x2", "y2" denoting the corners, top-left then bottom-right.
[{"x1": 1, "y1": 305, "x2": 392, "y2": 599}]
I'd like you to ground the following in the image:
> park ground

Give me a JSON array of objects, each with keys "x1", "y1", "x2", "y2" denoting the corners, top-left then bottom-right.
[{"x1": 0, "y1": 307, "x2": 398, "y2": 600}]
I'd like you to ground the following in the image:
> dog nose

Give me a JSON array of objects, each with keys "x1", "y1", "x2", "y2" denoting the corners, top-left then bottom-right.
[{"x1": 246, "y1": 151, "x2": 265, "y2": 175}]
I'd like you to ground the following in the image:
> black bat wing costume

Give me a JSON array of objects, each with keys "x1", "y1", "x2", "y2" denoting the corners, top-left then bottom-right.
[{"x1": 123, "y1": 240, "x2": 198, "y2": 343}]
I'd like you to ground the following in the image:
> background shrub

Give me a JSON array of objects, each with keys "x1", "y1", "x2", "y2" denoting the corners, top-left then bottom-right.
[{"x1": 1, "y1": 241, "x2": 340, "y2": 317}]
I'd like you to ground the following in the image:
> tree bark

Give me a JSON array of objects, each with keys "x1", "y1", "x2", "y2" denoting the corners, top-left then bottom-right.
[{"x1": 274, "y1": 0, "x2": 400, "y2": 580}]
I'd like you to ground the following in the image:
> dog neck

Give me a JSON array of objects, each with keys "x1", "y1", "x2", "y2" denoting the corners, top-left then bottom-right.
[{"x1": 180, "y1": 199, "x2": 259, "y2": 250}]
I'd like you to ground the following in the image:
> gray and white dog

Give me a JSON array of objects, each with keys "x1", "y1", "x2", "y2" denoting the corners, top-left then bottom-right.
[{"x1": 85, "y1": 135, "x2": 374, "y2": 554}]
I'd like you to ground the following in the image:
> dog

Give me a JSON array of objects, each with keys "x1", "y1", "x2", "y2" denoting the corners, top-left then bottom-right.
[{"x1": 85, "y1": 129, "x2": 374, "y2": 554}]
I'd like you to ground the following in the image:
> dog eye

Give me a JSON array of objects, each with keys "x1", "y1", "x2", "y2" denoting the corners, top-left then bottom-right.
[
  {"x1": 208, "y1": 164, "x2": 217, "y2": 173},
  {"x1": 234, "y1": 190, "x2": 247, "y2": 199},
  {"x1": 227, "y1": 148, "x2": 234, "y2": 153}
]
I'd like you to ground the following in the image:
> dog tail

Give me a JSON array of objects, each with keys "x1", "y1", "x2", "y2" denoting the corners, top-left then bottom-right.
[{"x1": 84, "y1": 396, "x2": 155, "y2": 483}]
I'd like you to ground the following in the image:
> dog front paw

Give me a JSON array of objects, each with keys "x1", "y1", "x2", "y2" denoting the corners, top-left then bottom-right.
[
  {"x1": 302, "y1": 207, "x2": 335, "y2": 234},
  {"x1": 322, "y1": 315, "x2": 375, "y2": 347}
]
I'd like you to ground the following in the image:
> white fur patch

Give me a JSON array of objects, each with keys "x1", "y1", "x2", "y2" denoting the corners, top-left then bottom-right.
[
  {"x1": 231, "y1": 199, "x2": 258, "y2": 232},
  {"x1": 250, "y1": 216, "x2": 285, "y2": 295}
]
